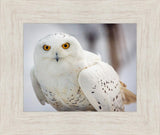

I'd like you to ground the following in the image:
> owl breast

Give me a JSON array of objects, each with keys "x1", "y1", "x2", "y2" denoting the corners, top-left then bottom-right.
[
  {"x1": 36, "y1": 65, "x2": 95, "y2": 111},
  {"x1": 42, "y1": 85, "x2": 95, "y2": 111}
]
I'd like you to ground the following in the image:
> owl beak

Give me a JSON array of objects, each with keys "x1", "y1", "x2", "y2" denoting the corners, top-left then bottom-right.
[
  {"x1": 56, "y1": 56, "x2": 59, "y2": 62},
  {"x1": 55, "y1": 52, "x2": 59, "y2": 62}
]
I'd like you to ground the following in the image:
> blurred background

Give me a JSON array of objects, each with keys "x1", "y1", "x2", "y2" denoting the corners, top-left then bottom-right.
[{"x1": 24, "y1": 24, "x2": 136, "y2": 112}]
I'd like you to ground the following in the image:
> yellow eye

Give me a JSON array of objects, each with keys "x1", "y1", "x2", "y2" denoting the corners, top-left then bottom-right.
[
  {"x1": 62, "y1": 43, "x2": 70, "y2": 49},
  {"x1": 43, "y1": 45, "x2": 51, "y2": 51}
]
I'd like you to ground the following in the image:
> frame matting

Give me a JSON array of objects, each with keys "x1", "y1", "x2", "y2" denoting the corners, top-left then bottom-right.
[{"x1": 0, "y1": 0, "x2": 160, "y2": 135}]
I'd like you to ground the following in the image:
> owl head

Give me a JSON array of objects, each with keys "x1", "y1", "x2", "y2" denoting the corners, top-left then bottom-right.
[{"x1": 34, "y1": 33, "x2": 83, "y2": 63}]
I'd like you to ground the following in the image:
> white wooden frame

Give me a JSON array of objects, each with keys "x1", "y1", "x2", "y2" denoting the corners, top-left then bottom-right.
[{"x1": 0, "y1": 0, "x2": 160, "y2": 134}]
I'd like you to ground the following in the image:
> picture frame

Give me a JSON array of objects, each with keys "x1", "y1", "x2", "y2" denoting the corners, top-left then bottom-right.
[{"x1": 0, "y1": 0, "x2": 159, "y2": 134}]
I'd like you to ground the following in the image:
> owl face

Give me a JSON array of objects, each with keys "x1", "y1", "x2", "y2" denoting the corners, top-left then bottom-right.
[{"x1": 34, "y1": 33, "x2": 82, "y2": 63}]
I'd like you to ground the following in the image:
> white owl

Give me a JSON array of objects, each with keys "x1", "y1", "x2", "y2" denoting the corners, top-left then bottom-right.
[{"x1": 30, "y1": 33, "x2": 136, "y2": 111}]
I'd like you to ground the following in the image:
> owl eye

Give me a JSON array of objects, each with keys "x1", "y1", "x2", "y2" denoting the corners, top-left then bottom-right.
[
  {"x1": 43, "y1": 45, "x2": 51, "y2": 51},
  {"x1": 62, "y1": 43, "x2": 70, "y2": 49}
]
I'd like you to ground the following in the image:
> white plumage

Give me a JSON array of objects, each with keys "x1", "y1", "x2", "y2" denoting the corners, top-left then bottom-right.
[{"x1": 30, "y1": 33, "x2": 135, "y2": 111}]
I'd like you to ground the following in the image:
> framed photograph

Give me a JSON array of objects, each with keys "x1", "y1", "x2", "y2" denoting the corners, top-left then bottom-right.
[
  {"x1": 0, "y1": 0, "x2": 159, "y2": 135},
  {"x1": 24, "y1": 23, "x2": 137, "y2": 112}
]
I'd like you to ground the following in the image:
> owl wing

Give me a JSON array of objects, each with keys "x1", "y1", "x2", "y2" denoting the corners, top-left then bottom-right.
[
  {"x1": 30, "y1": 68, "x2": 47, "y2": 105},
  {"x1": 78, "y1": 62, "x2": 124, "y2": 112}
]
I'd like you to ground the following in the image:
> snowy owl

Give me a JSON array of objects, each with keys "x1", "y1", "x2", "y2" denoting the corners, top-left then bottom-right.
[{"x1": 30, "y1": 33, "x2": 136, "y2": 111}]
